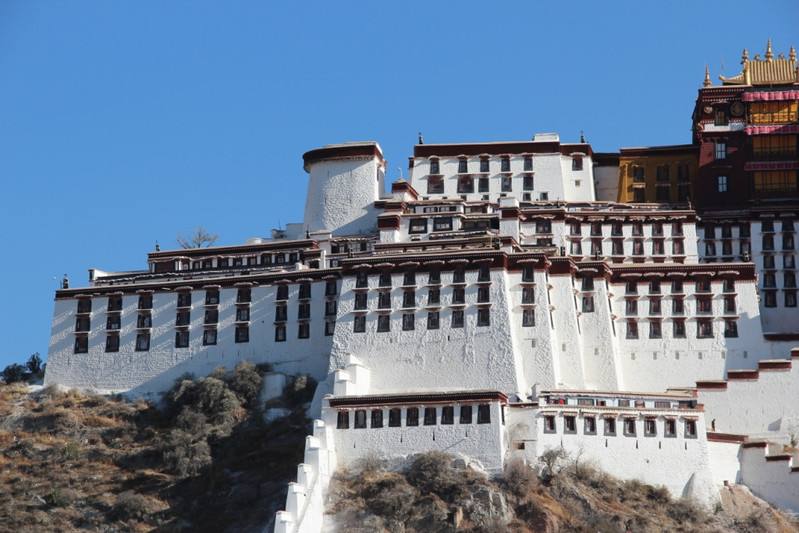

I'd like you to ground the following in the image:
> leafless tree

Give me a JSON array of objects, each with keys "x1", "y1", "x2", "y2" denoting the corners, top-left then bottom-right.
[{"x1": 177, "y1": 227, "x2": 218, "y2": 249}]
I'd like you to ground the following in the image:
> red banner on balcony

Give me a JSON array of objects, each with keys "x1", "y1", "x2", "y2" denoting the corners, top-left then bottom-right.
[
  {"x1": 742, "y1": 90, "x2": 799, "y2": 102},
  {"x1": 745, "y1": 124, "x2": 799, "y2": 135}
]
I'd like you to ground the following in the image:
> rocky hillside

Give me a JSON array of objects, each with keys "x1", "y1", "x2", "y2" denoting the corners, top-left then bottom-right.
[
  {"x1": 327, "y1": 451, "x2": 799, "y2": 533},
  {"x1": 0, "y1": 363, "x2": 314, "y2": 532}
]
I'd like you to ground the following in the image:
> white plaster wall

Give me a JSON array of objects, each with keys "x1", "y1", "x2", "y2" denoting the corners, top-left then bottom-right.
[
  {"x1": 740, "y1": 447, "x2": 799, "y2": 512},
  {"x1": 45, "y1": 283, "x2": 335, "y2": 398},
  {"x1": 328, "y1": 269, "x2": 528, "y2": 397},
  {"x1": 707, "y1": 440, "x2": 741, "y2": 486},
  {"x1": 505, "y1": 269, "x2": 558, "y2": 393},
  {"x1": 303, "y1": 157, "x2": 381, "y2": 235},
  {"x1": 593, "y1": 164, "x2": 619, "y2": 202},
  {"x1": 548, "y1": 275, "x2": 586, "y2": 388},
  {"x1": 576, "y1": 278, "x2": 622, "y2": 390},
  {"x1": 748, "y1": 220, "x2": 799, "y2": 335},
  {"x1": 533, "y1": 410, "x2": 716, "y2": 504},
  {"x1": 559, "y1": 153, "x2": 595, "y2": 202},
  {"x1": 698, "y1": 362, "x2": 799, "y2": 436},
  {"x1": 615, "y1": 279, "x2": 773, "y2": 391},
  {"x1": 327, "y1": 402, "x2": 507, "y2": 474},
  {"x1": 408, "y1": 153, "x2": 568, "y2": 203}
]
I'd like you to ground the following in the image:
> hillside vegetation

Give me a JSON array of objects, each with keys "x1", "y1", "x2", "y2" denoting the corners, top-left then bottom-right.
[
  {"x1": 0, "y1": 363, "x2": 314, "y2": 532},
  {"x1": 328, "y1": 450, "x2": 799, "y2": 533}
]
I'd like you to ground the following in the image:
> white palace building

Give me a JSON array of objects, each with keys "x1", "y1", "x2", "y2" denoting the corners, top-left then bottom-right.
[{"x1": 45, "y1": 42, "x2": 799, "y2": 527}]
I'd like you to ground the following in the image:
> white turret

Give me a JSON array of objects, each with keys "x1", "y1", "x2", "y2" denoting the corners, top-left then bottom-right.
[{"x1": 302, "y1": 142, "x2": 385, "y2": 235}]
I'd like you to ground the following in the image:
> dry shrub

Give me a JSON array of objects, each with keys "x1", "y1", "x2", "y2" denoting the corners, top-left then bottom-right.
[
  {"x1": 405, "y1": 451, "x2": 485, "y2": 503},
  {"x1": 111, "y1": 491, "x2": 159, "y2": 521},
  {"x1": 161, "y1": 428, "x2": 211, "y2": 478},
  {"x1": 226, "y1": 362, "x2": 262, "y2": 408},
  {"x1": 502, "y1": 458, "x2": 538, "y2": 498}
]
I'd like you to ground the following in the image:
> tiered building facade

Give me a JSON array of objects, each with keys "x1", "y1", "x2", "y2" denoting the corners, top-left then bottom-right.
[{"x1": 43, "y1": 43, "x2": 799, "y2": 529}]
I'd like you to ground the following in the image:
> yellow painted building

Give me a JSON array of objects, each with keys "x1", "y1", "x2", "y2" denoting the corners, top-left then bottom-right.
[{"x1": 617, "y1": 144, "x2": 698, "y2": 203}]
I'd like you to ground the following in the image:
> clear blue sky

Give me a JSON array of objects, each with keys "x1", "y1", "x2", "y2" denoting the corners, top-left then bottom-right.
[{"x1": 0, "y1": 1, "x2": 796, "y2": 368}]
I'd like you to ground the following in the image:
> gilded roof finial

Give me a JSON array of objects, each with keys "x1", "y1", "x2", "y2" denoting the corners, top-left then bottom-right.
[
  {"x1": 741, "y1": 48, "x2": 749, "y2": 64},
  {"x1": 703, "y1": 65, "x2": 712, "y2": 87},
  {"x1": 765, "y1": 38, "x2": 773, "y2": 61},
  {"x1": 790, "y1": 46, "x2": 796, "y2": 62}
]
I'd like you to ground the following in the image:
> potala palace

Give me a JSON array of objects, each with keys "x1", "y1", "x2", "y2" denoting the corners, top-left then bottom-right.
[{"x1": 44, "y1": 42, "x2": 799, "y2": 529}]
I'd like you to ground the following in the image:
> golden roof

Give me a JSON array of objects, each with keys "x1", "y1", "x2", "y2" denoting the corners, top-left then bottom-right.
[{"x1": 713, "y1": 40, "x2": 798, "y2": 86}]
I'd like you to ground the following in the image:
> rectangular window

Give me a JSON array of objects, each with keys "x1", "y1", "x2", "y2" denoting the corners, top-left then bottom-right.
[
  {"x1": 354, "y1": 410, "x2": 366, "y2": 429},
  {"x1": 584, "y1": 416, "x2": 597, "y2": 435},
  {"x1": 429, "y1": 159, "x2": 440, "y2": 174},
  {"x1": 644, "y1": 419, "x2": 657, "y2": 437},
  {"x1": 724, "y1": 295, "x2": 736, "y2": 314},
  {"x1": 536, "y1": 220, "x2": 552, "y2": 234},
  {"x1": 458, "y1": 158, "x2": 468, "y2": 173},
  {"x1": 107, "y1": 295, "x2": 123, "y2": 312},
  {"x1": 428, "y1": 288, "x2": 441, "y2": 305},
  {"x1": 672, "y1": 297, "x2": 684, "y2": 315},
  {"x1": 325, "y1": 279, "x2": 338, "y2": 296},
  {"x1": 403, "y1": 290, "x2": 415, "y2": 308},
  {"x1": 204, "y1": 309, "x2": 218, "y2": 325},
  {"x1": 402, "y1": 313, "x2": 415, "y2": 331},
  {"x1": 623, "y1": 418, "x2": 636, "y2": 437},
  {"x1": 235, "y1": 325, "x2": 249, "y2": 343},
  {"x1": 626, "y1": 320, "x2": 638, "y2": 339},
  {"x1": 236, "y1": 307, "x2": 250, "y2": 322},
  {"x1": 409, "y1": 218, "x2": 428, "y2": 234},
  {"x1": 672, "y1": 280, "x2": 683, "y2": 293},
  {"x1": 717, "y1": 175, "x2": 728, "y2": 192},
  {"x1": 236, "y1": 287, "x2": 251, "y2": 303},
  {"x1": 433, "y1": 217, "x2": 453, "y2": 232},
  {"x1": 477, "y1": 308, "x2": 490, "y2": 327},
  {"x1": 176, "y1": 309, "x2": 191, "y2": 326},
  {"x1": 105, "y1": 333, "x2": 120, "y2": 353},
  {"x1": 204, "y1": 290, "x2": 219, "y2": 306},
  {"x1": 371, "y1": 409, "x2": 383, "y2": 428},
  {"x1": 176, "y1": 292, "x2": 191, "y2": 308},
  {"x1": 73, "y1": 334, "x2": 89, "y2": 354},
  {"x1": 501, "y1": 156, "x2": 510, "y2": 172},
  {"x1": 522, "y1": 265, "x2": 535, "y2": 282},
  {"x1": 673, "y1": 319, "x2": 686, "y2": 338},
  {"x1": 274, "y1": 324, "x2": 286, "y2": 341},
  {"x1": 424, "y1": 407, "x2": 437, "y2": 425},
  {"x1": 664, "y1": 419, "x2": 676, "y2": 437},
  {"x1": 105, "y1": 314, "x2": 120, "y2": 330},
  {"x1": 275, "y1": 304, "x2": 288, "y2": 322},
  {"x1": 649, "y1": 320, "x2": 662, "y2": 339},
  {"x1": 325, "y1": 320, "x2": 336, "y2": 336},
  {"x1": 457, "y1": 176, "x2": 474, "y2": 193},
  {"x1": 298, "y1": 322, "x2": 310, "y2": 339},
  {"x1": 427, "y1": 176, "x2": 443, "y2": 194},
  {"x1": 477, "y1": 287, "x2": 490, "y2": 303},
  {"x1": 522, "y1": 308, "x2": 535, "y2": 327},
  {"x1": 480, "y1": 158, "x2": 490, "y2": 173},
  {"x1": 354, "y1": 292, "x2": 368, "y2": 310},
  {"x1": 451, "y1": 309, "x2": 464, "y2": 328},
  {"x1": 582, "y1": 296, "x2": 594, "y2": 313},
  {"x1": 441, "y1": 406, "x2": 454, "y2": 425},
  {"x1": 785, "y1": 291, "x2": 797, "y2": 307},
  {"x1": 501, "y1": 176, "x2": 512, "y2": 192},
  {"x1": 564, "y1": 415, "x2": 576, "y2": 434},
  {"x1": 175, "y1": 329, "x2": 189, "y2": 348},
  {"x1": 477, "y1": 404, "x2": 491, "y2": 424},
  {"x1": 377, "y1": 314, "x2": 390, "y2": 333},
  {"x1": 452, "y1": 287, "x2": 465, "y2": 304},
  {"x1": 649, "y1": 298, "x2": 661, "y2": 315},
  {"x1": 754, "y1": 171, "x2": 798, "y2": 194},
  {"x1": 604, "y1": 418, "x2": 616, "y2": 436},
  {"x1": 715, "y1": 142, "x2": 727, "y2": 160},
  {"x1": 572, "y1": 156, "x2": 583, "y2": 171},
  {"x1": 298, "y1": 302, "x2": 310, "y2": 320},
  {"x1": 274, "y1": 285, "x2": 288, "y2": 301},
  {"x1": 378, "y1": 291, "x2": 391, "y2": 309},
  {"x1": 353, "y1": 315, "x2": 366, "y2": 333},
  {"x1": 685, "y1": 420, "x2": 697, "y2": 438},
  {"x1": 325, "y1": 299, "x2": 337, "y2": 317},
  {"x1": 299, "y1": 283, "x2": 311, "y2": 299},
  {"x1": 724, "y1": 319, "x2": 738, "y2": 338},
  {"x1": 388, "y1": 408, "x2": 401, "y2": 427},
  {"x1": 337, "y1": 411, "x2": 349, "y2": 429},
  {"x1": 428, "y1": 270, "x2": 441, "y2": 285},
  {"x1": 522, "y1": 287, "x2": 535, "y2": 304},
  {"x1": 478, "y1": 177, "x2": 489, "y2": 192},
  {"x1": 697, "y1": 319, "x2": 713, "y2": 338},
  {"x1": 523, "y1": 156, "x2": 533, "y2": 171},
  {"x1": 427, "y1": 311, "x2": 440, "y2": 330},
  {"x1": 460, "y1": 405, "x2": 473, "y2": 424},
  {"x1": 406, "y1": 407, "x2": 419, "y2": 426},
  {"x1": 625, "y1": 299, "x2": 638, "y2": 316},
  {"x1": 136, "y1": 332, "x2": 151, "y2": 351}
]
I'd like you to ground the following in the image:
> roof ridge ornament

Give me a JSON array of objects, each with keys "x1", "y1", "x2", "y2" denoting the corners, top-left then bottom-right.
[
  {"x1": 703, "y1": 65, "x2": 712, "y2": 87},
  {"x1": 765, "y1": 38, "x2": 773, "y2": 62},
  {"x1": 790, "y1": 46, "x2": 796, "y2": 62}
]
